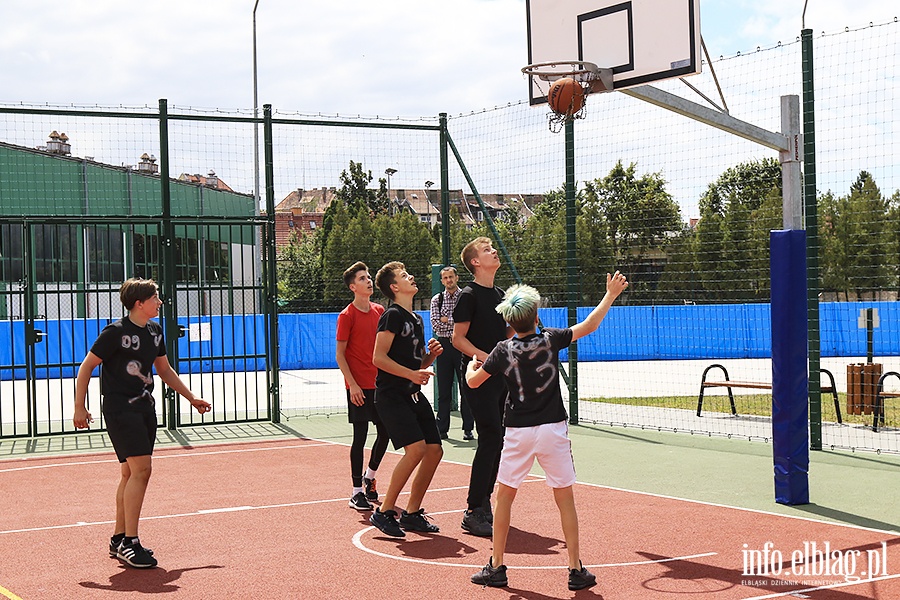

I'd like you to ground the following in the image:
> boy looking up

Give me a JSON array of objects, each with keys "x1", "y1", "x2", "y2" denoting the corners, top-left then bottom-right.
[{"x1": 369, "y1": 262, "x2": 444, "y2": 537}]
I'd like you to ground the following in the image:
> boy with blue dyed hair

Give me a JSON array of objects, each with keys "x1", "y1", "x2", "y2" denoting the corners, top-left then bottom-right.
[{"x1": 466, "y1": 272, "x2": 628, "y2": 591}]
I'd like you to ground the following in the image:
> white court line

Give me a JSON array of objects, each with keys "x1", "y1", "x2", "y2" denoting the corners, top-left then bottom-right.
[
  {"x1": 3, "y1": 435, "x2": 896, "y2": 540},
  {"x1": 0, "y1": 441, "x2": 335, "y2": 473},
  {"x1": 744, "y1": 572, "x2": 900, "y2": 599},
  {"x1": 3, "y1": 441, "x2": 898, "y2": 595},
  {"x1": 579, "y1": 481, "x2": 900, "y2": 536},
  {"x1": 351, "y1": 519, "x2": 718, "y2": 569},
  {"x1": 0, "y1": 484, "x2": 471, "y2": 536}
]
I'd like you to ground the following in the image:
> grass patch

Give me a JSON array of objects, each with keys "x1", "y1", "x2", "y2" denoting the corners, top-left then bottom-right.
[{"x1": 583, "y1": 393, "x2": 896, "y2": 428}]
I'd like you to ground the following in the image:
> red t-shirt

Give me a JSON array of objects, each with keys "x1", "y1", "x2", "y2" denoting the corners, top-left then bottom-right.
[{"x1": 336, "y1": 301, "x2": 384, "y2": 389}]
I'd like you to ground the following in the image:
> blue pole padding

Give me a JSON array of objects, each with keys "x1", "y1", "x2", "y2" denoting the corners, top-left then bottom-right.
[{"x1": 770, "y1": 229, "x2": 810, "y2": 505}]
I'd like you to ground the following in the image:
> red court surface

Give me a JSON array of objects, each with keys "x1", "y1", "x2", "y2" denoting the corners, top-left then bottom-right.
[{"x1": 1, "y1": 437, "x2": 898, "y2": 599}]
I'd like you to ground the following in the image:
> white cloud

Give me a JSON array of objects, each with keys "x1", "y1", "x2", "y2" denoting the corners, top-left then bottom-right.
[{"x1": 1, "y1": 0, "x2": 896, "y2": 217}]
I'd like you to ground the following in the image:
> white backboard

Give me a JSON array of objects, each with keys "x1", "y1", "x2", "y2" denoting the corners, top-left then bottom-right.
[{"x1": 525, "y1": 0, "x2": 702, "y2": 104}]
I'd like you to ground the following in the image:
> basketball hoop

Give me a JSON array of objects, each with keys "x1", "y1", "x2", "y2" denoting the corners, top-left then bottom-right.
[{"x1": 521, "y1": 61, "x2": 614, "y2": 132}]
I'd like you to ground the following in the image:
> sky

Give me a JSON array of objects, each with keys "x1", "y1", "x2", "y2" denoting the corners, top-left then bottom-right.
[
  {"x1": 0, "y1": 1, "x2": 896, "y2": 217},
  {"x1": 1, "y1": 0, "x2": 895, "y2": 117}
]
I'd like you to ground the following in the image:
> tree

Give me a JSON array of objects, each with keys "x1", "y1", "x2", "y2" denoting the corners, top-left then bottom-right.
[
  {"x1": 829, "y1": 171, "x2": 893, "y2": 299},
  {"x1": 322, "y1": 201, "x2": 364, "y2": 307},
  {"x1": 335, "y1": 160, "x2": 390, "y2": 216},
  {"x1": 372, "y1": 211, "x2": 440, "y2": 309},
  {"x1": 582, "y1": 161, "x2": 682, "y2": 302},
  {"x1": 692, "y1": 158, "x2": 782, "y2": 302},
  {"x1": 276, "y1": 230, "x2": 323, "y2": 312}
]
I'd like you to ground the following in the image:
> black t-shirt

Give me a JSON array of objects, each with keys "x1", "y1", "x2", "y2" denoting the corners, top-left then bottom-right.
[
  {"x1": 482, "y1": 327, "x2": 572, "y2": 427},
  {"x1": 90, "y1": 317, "x2": 166, "y2": 413},
  {"x1": 375, "y1": 304, "x2": 426, "y2": 395},
  {"x1": 452, "y1": 282, "x2": 507, "y2": 359}
]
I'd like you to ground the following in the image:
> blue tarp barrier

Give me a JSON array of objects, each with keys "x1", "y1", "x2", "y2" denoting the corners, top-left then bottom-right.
[{"x1": 2, "y1": 302, "x2": 899, "y2": 379}]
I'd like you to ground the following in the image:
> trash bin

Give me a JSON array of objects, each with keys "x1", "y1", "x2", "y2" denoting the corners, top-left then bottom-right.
[{"x1": 846, "y1": 363, "x2": 883, "y2": 415}]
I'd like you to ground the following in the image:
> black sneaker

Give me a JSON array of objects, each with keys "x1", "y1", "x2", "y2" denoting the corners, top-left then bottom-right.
[
  {"x1": 349, "y1": 491, "x2": 373, "y2": 511},
  {"x1": 463, "y1": 430, "x2": 475, "y2": 441},
  {"x1": 568, "y1": 562, "x2": 597, "y2": 591},
  {"x1": 370, "y1": 508, "x2": 406, "y2": 537},
  {"x1": 117, "y1": 538, "x2": 158, "y2": 569},
  {"x1": 109, "y1": 536, "x2": 153, "y2": 558},
  {"x1": 363, "y1": 477, "x2": 378, "y2": 502},
  {"x1": 440, "y1": 431, "x2": 449, "y2": 440},
  {"x1": 471, "y1": 558, "x2": 508, "y2": 587},
  {"x1": 482, "y1": 497, "x2": 494, "y2": 525},
  {"x1": 461, "y1": 507, "x2": 492, "y2": 537},
  {"x1": 399, "y1": 508, "x2": 440, "y2": 533}
]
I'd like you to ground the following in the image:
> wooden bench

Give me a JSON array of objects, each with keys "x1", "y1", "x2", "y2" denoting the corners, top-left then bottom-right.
[
  {"x1": 873, "y1": 371, "x2": 900, "y2": 432},
  {"x1": 697, "y1": 364, "x2": 841, "y2": 424}
]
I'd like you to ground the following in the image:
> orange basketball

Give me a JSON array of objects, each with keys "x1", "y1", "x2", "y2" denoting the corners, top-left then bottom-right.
[{"x1": 547, "y1": 77, "x2": 585, "y2": 116}]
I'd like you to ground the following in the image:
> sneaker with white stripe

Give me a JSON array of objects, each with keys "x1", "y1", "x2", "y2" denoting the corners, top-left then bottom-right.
[{"x1": 117, "y1": 538, "x2": 158, "y2": 568}]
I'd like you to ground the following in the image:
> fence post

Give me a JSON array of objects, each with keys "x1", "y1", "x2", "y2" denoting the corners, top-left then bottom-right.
[
  {"x1": 439, "y1": 113, "x2": 451, "y2": 267},
  {"x1": 158, "y1": 98, "x2": 179, "y2": 431},
  {"x1": 263, "y1": 104, "x2": 281, "y2": 423},
  {"x1": 564, "y1": 119, "x2": 579, "y2": 423},
  {"x1": 801, "y1": 28, "x2": 822, "y2": 451}
]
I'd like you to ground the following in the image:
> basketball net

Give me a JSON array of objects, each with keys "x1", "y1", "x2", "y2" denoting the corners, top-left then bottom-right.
[{"x1": 521, "y1": 61, "x2": 613, "y2": 133}]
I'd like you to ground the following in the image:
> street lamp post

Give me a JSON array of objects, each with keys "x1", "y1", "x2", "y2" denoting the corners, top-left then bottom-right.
[
  {"x1": 252, "y1": 0, "x2": 261, "y2": 214},
  {"x1": 385, "y1": 167, "x2": 397, "y2": 214},
  {"x1": 424, "y1": 180, "x2": 434, "y2": 225}
]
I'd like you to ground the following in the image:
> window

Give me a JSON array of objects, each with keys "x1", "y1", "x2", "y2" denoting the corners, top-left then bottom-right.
[
  {"x1": 0, "y1": 224, "x2": 24, "y2": 283},
  {"x1": 204, "y1": 240, "x2": 230, "y2": 282},
  {"x1": 133, "y1": 230, "x2": 161, "y2": 281},
  {"x1": 34, "y1": 224, "x2": 78, "y2": 283},
  {"x1": 87, "y1": 226, "x2": 125, "y2": 283},
  {"x1": 175, "y1": 237, "x2": 200, "y2": 283}
]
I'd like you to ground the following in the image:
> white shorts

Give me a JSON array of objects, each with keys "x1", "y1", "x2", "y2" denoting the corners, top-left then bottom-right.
[{"x1": 496, "y1": 420, "x2": 576, "y2": 489}]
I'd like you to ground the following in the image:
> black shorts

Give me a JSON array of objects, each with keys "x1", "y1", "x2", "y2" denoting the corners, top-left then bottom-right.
[
  {"x1": 104, "y1": 409, "x2": 157, "y2": 463},
  {"x1": 347, "y1": 389, "x2": 381, "y2": 424},
  {"x1": 375, "y1": 389, "x2": 442, "y2": 450}
]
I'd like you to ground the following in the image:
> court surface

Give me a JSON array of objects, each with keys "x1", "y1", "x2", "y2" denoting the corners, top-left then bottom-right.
[{"x1": 1, "y1": 429, "x2": 898, "y2": 600}]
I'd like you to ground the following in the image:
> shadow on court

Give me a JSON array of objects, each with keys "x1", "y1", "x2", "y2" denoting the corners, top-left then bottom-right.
[
  {"x1": 78, "y1": 564, "x2": 224, "y2": 593},
  {"x1": 792, "y1": 503, "x2": 900, "y2": 532},
  {"x1": 637, "y1": 552, "x2": 876, "y2": 600}
]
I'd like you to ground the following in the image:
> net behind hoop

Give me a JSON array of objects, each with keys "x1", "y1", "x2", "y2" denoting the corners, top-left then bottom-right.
[{"x1": 521, "y1": 61, "x2": 613, "y2": 132}]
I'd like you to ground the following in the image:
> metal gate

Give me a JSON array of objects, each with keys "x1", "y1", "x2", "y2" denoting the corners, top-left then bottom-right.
[{"x1": 0, "y1": 217, "x2": 278, "y2": 438}]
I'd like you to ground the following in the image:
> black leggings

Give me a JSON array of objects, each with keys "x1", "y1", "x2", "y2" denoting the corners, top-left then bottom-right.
[
  {"x1": 465, "y1": 375, "x2": 506, "y2": 510},
  {"x1": 350, "y1": 420, "x2": 389, "y2": 488}
]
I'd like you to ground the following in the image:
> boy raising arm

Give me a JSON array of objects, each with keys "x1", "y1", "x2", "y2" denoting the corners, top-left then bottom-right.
[{"x1": 466, "y1": 272, "x2": 628, "y2": 591}]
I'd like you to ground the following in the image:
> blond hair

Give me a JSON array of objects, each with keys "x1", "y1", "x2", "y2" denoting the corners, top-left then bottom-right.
[{"x1": 460, "y1": 237, "x2": 491, "y2": 274}]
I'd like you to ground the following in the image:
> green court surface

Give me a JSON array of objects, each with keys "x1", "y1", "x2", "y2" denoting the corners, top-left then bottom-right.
[{"x1": 4, "y1": 414, "x2": 897, "y2": 535}]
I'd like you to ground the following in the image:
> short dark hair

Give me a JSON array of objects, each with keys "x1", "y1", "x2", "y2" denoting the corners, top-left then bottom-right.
[
  {"x1": 440, "y1": 266, "x2": 457, "y2": 276},
  {"x1": 342, "y1": 261, "x2": 368, "y2": 288},
  {"x1": 120, "y1": 278, "x2": 159, "y2": 310},
  {"x1": 375, "y1": 261, "x2": 404, "y2": 300}
]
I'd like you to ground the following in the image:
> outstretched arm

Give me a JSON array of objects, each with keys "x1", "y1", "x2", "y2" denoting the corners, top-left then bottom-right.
[
  {"x1": 154, "y1": 356, "x2": 212, "y2": 414},
  {"x1": 570, "y1": 271, "x2": 628, "y2": 342}
]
